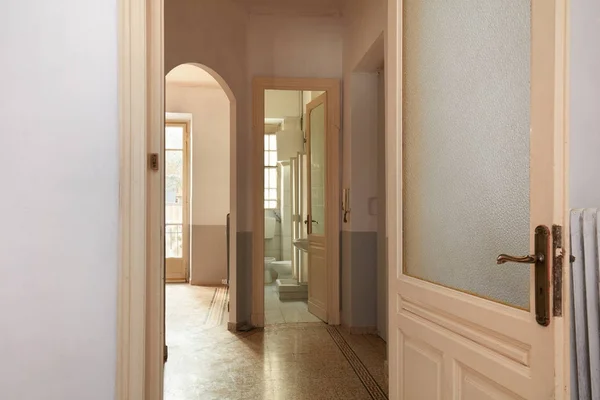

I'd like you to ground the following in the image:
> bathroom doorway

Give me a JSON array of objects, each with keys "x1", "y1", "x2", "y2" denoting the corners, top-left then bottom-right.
[
  {"x1": 262, "y1": 89, "x2": 324, "y2": 324},
  {"x1": 252, "y1": 78, "x2": 341, "y2": 327}
]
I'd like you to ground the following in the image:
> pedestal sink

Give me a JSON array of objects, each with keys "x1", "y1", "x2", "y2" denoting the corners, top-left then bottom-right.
[{"x1": 293, "y1": 238, "x2": 309, "y2": 253}]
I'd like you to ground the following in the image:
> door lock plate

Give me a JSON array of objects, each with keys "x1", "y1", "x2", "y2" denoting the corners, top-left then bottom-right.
[{"x1": 534, "y1": 225, "x2": 550, "y2": 326}]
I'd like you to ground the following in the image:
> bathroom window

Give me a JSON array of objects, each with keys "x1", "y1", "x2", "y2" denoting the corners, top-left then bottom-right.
[{"x1": 264, "y1": 133, "x2": 278, "y2": 209}]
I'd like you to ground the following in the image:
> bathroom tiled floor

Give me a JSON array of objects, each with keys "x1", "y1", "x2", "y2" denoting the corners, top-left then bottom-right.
[
  {"x1": 264, "y1": 284, "x2": 322, "y2": 325},
  {"x1": 164, "y1": 284, "x2": 388, "y2": 400}
]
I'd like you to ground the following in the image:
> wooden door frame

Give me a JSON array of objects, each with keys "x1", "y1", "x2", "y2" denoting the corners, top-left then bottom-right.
[
  {"x1": 385, "y1": 0, "x2": 571, "y2": 398},
  {"x1": 165, "y1": 120, "x2": 191, "y2": 283},
  {"x1": 251, "y1": 78, "x2": 341, "y2": 327},
  {"x1": 116, "y1": 0, "x2": 164, "y2": 398}
]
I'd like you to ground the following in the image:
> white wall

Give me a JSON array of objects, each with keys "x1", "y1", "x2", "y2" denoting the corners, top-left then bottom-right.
[
  {"x1": 340, "y1": 0, "x2": 387, "y2": 333},
  {"x1": 265, "y1": 90, "x2": 302, "y2": 119},
  {"x1": 0, "y1": 1, "x2": 117, "y2": 399},
  {"x1": 570, "y1": 0, "x2": 600, "y2": 209},
  {"x1": 166, "y1": 0, "x2": 249, "y2": 229},
  {"x1": 342, "y1": 0, "x2": 387, "y2": 232},
  {"x1": 166, "y1": 81, "x2": 230, "y2": 285},
  {"x1": 247, "y1": 15, "x2": 344, "y2": 79},
  {"x1": 165, "y1": 0, "x2": 250, "y2": 321},
  {"x1": 166, "y1": 84, "x2": 230, "y2": 226}
]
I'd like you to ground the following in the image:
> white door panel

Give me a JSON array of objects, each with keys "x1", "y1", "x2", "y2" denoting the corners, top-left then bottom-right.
[
  {"x1": 306, "y1": 93, "x2": 328, "y2": 322},
  {"x1": 389, "y1": 0, "x2": 566, "y2": 397}
]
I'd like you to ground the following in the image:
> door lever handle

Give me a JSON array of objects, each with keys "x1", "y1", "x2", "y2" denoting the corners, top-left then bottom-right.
[
  {"x1": 496, "y1": 253, "x2": 544, "y2": 264},
  {"x1": 497, "y1": 225, "x2": 551, "y2": 327}
]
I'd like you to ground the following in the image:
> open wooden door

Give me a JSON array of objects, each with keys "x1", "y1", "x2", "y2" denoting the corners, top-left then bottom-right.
[
  {"x1": 389, "y1": 0, "x2": 567, "y2": 399},
  {"x1": 306, "y1": 93, "x2": 328, "y2": 322},
  {"x1": 165, "y1": 123, "x2": 189, "y2": 283}
]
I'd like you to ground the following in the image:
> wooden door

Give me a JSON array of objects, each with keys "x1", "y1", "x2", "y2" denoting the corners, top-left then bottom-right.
[
  {"x1": 306, "y1": 93, "x2": 328, "y2": 322},
  {"x1": 389, "y1": 1, "x2": 566, "y2": 398}
]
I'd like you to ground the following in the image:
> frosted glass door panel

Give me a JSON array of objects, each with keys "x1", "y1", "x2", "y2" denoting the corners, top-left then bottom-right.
[
  {"x1": 402, "y1": 0, "x2": 531, "y2": 309},
  {"x1": 309, "y1": 103, "x2": 326, "y2": 236}
]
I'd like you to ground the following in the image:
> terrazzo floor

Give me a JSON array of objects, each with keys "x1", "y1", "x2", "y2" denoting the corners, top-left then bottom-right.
[
  {"x1": 164, "y1": 284, "x2": 388, "y2": 400},
  {"x1": 264, "y1": 284, "x2": 322, "y2": 325}
]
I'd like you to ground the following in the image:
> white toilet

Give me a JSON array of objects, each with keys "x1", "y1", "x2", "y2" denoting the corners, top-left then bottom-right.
[
  {"x1": 271, "y1": 260, "x2": 293, "y2": 279},
  {"x1": 264, "y1": 257, "x2": 276, "y2": 284}
]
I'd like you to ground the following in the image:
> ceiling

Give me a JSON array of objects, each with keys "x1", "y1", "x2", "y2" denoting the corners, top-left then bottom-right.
[
  {"x1": 231, "y1": 0, "x2": 351, "y2": 17},
  {"x1": 165, "y1": 64, "x2": 221, "y2": 87}
]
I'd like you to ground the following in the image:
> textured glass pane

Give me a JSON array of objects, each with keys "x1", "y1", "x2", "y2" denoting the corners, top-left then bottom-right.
[
  {"x1": 310, "y1": 103, "x2": 326, "y2": 236},
  {"x1": 269, "y1": 152, "x2": 277, "y2": 166},
  {"x1": 264, "y1": 135, "x2": 270, "y2": 151},
  {"x1": 166, "y1": 204, "x2": 182, "y2": 224},
  {"x1": 269, "y1": 135, "x2": 277, "y2": 151},
  {"x1": 165, "y1": 126, "x2": 183, "y2": 150},
  {"x1": 166, "y1": 150, "x2": 183, "y2": 205},
  {"x1": 165, "y1": 224, "x2": 182, "y2": 258},
  {"x1": 402, "y1": 0, "x2": 530, "y2": 308}
]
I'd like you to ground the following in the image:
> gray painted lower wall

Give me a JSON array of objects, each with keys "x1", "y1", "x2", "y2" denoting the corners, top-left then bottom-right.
[
  {"x1": 190, "y1": 225, "x2": 227, "y2": 285},
  {"x1": 236, "y1": 232, "x2": 253, "y2": 324},
  {"x1": 341, "y1": 231, "x2": 380, "y2": 330}
]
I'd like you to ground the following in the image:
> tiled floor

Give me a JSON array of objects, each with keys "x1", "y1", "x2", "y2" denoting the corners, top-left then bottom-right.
[
  {"x1": 264, "y1": 284, "x2": 322, "y2": 325},
  {"x1": 164, "y1": 284, "x2": 388, "y2": 400}
]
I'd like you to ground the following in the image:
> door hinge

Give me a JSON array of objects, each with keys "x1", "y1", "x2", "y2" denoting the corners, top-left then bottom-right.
[
  {"x1": 149, "y1": 153, "x2": 159, "y2": 171},
  {"x1": 552, "y1": 224, "x2": 563, "y2": 317}
]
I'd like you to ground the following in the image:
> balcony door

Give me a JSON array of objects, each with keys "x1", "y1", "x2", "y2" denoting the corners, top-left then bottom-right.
[{"x1": 165, "y1": 122, "x2": 189, "y2": 282}]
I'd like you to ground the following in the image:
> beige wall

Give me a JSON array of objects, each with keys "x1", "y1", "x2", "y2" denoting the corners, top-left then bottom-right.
[
  {"x1": 342, "y1": 0, "x2": 387, "y2": 232},
  {"x1": 247, "y1": 15, "x2": 344, "y2": 79},
  {"x1": 166, "y1": 82, "x2": 230, "y2": 285},
  {"x1": 340, "y1": 0, "x2": 387, "y2": 333},
  {"x1": 165, "y1": 0, "x2": 248, "y2": 229}
]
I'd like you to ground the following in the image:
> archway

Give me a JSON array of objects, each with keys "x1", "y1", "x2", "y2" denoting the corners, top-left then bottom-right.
[{"x1": 163, "y1": 61, "x2": 238, "y2": 334}]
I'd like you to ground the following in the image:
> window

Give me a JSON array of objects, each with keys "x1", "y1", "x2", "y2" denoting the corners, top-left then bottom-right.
[
  {"x1": 264, "y1": 133, "x2": 278, "y2": 209},
  {"x1": 165, "y1": 123, "x2": 186, "y2": 258}
]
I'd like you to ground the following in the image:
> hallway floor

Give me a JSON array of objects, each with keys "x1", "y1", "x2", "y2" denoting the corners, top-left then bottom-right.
[
  {"x1": 264, "y1": 284, "x2": 322, "y2": 324},
  {"x1": 164, "y1": 284, "x2": 388, "y2": 400}
]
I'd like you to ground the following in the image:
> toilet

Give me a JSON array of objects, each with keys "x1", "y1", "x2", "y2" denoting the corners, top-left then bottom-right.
[
  {"x1": 264, "y1": 257, "x2": 276, "y2": 284},
  {"x1": 271, "y1": 260, "x2": 293, "y2": 279}
]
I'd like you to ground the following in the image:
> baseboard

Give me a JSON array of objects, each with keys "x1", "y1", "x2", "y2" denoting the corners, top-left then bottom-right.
[
  {"x1": 251, "y1": 312, "x2": 265, "y2": 328},
  {"x1": 347, "y1": 326, "x2": 378, "y2": 335},
  {"x1": 227, "y1": 321, "x2": 248, "y2": 332},
  {"x1": 190, "y1": 280, "x2": 227, "y2": 286}
]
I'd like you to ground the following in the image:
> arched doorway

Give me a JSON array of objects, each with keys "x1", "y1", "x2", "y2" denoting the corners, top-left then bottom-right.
[{"x1": 163, "y1": 64, "x2": 238, "y2": 384}]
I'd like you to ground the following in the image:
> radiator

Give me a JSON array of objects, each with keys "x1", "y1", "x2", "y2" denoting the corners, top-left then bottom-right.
[{"x1": 570, "y1": 209, "x2": 600, "y2": 400}]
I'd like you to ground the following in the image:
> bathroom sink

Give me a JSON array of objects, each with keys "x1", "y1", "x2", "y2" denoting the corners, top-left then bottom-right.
[{"x1": 293, "y1": 238, "x2": 309, "y2": 253}]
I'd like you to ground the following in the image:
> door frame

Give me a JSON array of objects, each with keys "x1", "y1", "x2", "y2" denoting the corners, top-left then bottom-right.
[
  {"x1": 385, "y1": 0, "x2": 571, "y2": 398},
  {"x1": 251, "y1": 78, "x2": 341, "y2": 327}
]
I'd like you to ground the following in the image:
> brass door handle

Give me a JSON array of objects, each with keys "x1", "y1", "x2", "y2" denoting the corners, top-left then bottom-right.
[
  {"x1": 496, "y1": 253, "x2": 544, "y2": 264},
  {"x1": 497, "y1": 225, "x2": 551, "y2": 327}
]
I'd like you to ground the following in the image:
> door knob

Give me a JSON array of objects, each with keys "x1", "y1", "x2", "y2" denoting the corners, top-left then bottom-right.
[{"x1": 496, "y1": 253, "x2": 544, "y2": 264}]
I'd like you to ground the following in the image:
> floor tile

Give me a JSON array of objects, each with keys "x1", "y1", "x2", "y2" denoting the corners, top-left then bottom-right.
[{"x1": 165, "y1": 284, "x2": 388, "y2": 399}]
